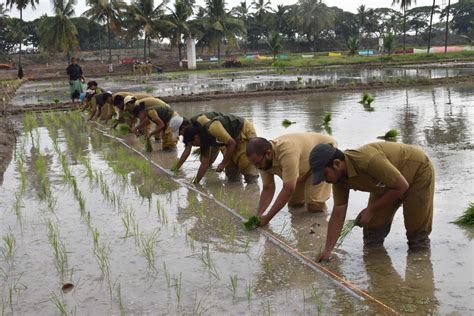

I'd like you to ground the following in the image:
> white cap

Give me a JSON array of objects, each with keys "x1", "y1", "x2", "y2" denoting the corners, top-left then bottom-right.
[
  {"x1": 169, "y1": 115, "x2": 184, "y2": 139},
  {"x1": 124, "y1": 95, "x2": 136, "y2": 104}
]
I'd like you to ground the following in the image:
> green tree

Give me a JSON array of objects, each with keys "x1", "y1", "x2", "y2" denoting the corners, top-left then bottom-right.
[
  {"x1": 38, "y1": 0, "x2": 78, "y2": 54},
  {"x1": 82, "y1": 0, "x2": 125, "y2": 71},
  {"x1": 252, "y1": 0, "x2": 272, "y2": 23},
  {"x1": 446, "y1": 0, "x2": 473, "y2": 35},
  {"x1": 294, "y1": 0, "x2": 335, "y2": 49},
  {"x1": 346, "y1": 35, "x2": 359, "y2": 56},
  {"x1": 392, "y1": 0, "x2": 415, "y2": 54},
  {"x1": 167, "y1": 0, "x2": 194, "y2": 61},
  {"x1": 383, "y1": 32, "x2": 395, "y2": 54},
  {"x1": 6, "y1": 0, "x2": 39, "y2": 69},
  {"x1": 332, "y1": 7, "x2": 358, "y2": 41},
  {"x1": 266, "y1": 31, "x2": 281, "y2": 61},
  {"x1": 126, "y1": 0, "x2": 169, "y2": 61},
  {"x1": 0, "y1": 4, "x2": 9, "y2": 17},
  {"x1": 196, "y1": 0, "x2": 246, "y2": 61}
]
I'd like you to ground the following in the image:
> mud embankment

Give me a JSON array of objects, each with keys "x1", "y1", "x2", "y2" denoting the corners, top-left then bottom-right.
[{"x1": 0, "y1": 118, "x2": 15, "y2": 184}]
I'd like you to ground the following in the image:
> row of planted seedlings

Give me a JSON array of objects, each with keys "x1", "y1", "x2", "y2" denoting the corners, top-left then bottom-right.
[
  {"x1": 84, "y1": 112, "x2": 349, "y2": 313},
  {"x1": 1, "y1": 110, "x2": 357, "y2": 314}
]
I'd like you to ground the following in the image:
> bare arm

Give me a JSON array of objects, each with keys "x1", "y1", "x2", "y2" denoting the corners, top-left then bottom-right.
[
  {"x1": 257, "y1": 181, "x2": 276, "y2": 216},
  {"x1": 131, "y1": 117, "x2": 150, "y2": 134},
  {"x1": 193, "y1": 147, "x2": 212, "y2": 184},
  {"x1": 259, "y1": 178, "x2": 297, "y2": 226},
  {"x1": 356, "y1": 175, "x2": 409, "y2": 227},
  {"x1": 149, "y1": 116, "x2": 166, "y2": 138},
  {"x1": 319, "y1": 204, "x2": 348, "y2": 260},
  {"x1": 216, "y1": 138, "x2": 236, "y2": 172},
  {"x1": 174, "y1": 143, "x2": 192, "y2": 170}
]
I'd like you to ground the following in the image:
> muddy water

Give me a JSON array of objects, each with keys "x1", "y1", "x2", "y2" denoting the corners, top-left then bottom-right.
[
  {"x1": 0, "y1": 112, "x2": 371, "y2": 314},
  {"x1": 11, "y1": 64, "x2": 474, "y2": 106},
  {"x1": 160, "y1": 83, "x2": 472, "y2": 314},
  {"x1": 2, "y1": 83, "x2": 473, "y2": 314}
]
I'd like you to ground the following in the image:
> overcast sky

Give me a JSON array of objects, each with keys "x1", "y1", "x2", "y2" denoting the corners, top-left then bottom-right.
[{"x1": 6, "y1": 0, "x2": 456, "y2": 21}]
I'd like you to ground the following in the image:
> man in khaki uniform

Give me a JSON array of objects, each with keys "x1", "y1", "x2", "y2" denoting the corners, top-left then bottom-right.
[
  {"x1": 309, "y1": 142, "x2": 435, "y2": 260},
  {"x1": 182, "y1": 114, "x2": 259, "y2": 184},
  {"x1": 131, "y1": 97, "x2": 182, "y2": 150},
  {"x1": 246, "y1": 133, "x2": 337, "y2": 226}
]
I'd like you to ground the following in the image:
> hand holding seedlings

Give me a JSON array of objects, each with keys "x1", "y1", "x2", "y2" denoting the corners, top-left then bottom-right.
[{"x1": 243, "y1": 216, "x2": 261, "y2": 230}]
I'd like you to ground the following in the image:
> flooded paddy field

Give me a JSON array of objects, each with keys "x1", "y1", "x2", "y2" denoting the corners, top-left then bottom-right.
[
  {"x1": 10, "y1": 63, "x2": 474, "y2": 107},
  {"x1": 1, "y1": 83, "x2": 473, "y2": 314}
]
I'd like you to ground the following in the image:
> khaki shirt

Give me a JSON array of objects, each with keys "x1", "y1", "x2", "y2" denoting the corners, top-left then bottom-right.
[
  {"x1": 261, "y1": 133, "x2": 337, "y2": 186},
  {"x1": 333, "y1": 142, "x2": 430, "y2": 206},
  {"x1": 140, "y1": 97, "x2": 169, "y2": 109}
]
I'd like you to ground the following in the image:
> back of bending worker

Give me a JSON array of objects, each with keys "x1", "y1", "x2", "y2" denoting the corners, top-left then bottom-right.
[
  {"x1": 131, "y1": 97, "x2": 183, "y2": 150},
  {"x1": 309, "y1": 142, "x2": 435, "y2": 261},
  {"x1": 173, "y1": 111, "x2": 224, "y2": 171},
  {"x1": 113, "y1": 93, "x2": 153, "y2": 128},
  {"x1": 182, "y1": 114, "x2": 259, "y2": 184},
  {"x1": 246, "y1": 133, "x2": 337, "y2": 226},
  {"x1": 88, "y1": 92, "x2": 113, "y2": 121}
]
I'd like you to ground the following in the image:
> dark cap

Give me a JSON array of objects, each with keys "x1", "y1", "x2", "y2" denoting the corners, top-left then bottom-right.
[{"x1": 309, "y1": 143, "x2": 336, "y2": 185}]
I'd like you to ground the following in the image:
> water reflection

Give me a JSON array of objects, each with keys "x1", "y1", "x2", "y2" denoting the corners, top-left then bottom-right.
[{"x1": 362, "y1": 247, "x2": 438, "y2": 314}]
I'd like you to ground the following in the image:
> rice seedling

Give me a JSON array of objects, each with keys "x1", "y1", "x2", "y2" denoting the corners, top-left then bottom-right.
[
  {"x1": 335, "y1": 219, "x2": 357, "y2": 248},
  {"x1": 228, "y1": 275, "x2": 238, "y2": 300},
  {"x1": 53, "y1": 98, "x2": 60, "y2": 105},
  {"x1": 50, "y1": 292, "x2": 69, "y2": 316},
  {"x1": 51, "y1": 236, "x2": 69, "y2": 279},
  {"x1": 246, "y1": 280, "x2": 253, "y2": 304},
  {"x1": 297, "y1": 76, "x2": 303, "y2": 83},
  {"x1": 310, "y1": 285, "x2": 323, "y2": 315},
  {"x1": 35, "y1": 153, "x2": 48, "y2": 197},
  {"x1": 452, "y1": 202, "x2": 474, "y2": 226},
  {"x1": 94, "y1": 242, "x2": 111, "y2": 278},
  {"x1": 116, "y1": 283, "x2": 126, "y2": 316},
  {"x1": 17, "y1": 154, "x2": 26, "y2": 193},
  {"x1": 47, "y1": 191, "x2": 57, "y2": 213},
  {"x1": 191, "y1": 147, "x2": 201, "y2": 158},
  {"x1": 281, "y1": 119, "x2": 296, "y2": 128},
  {"x1": 163, "y1": 261, "x2": 171, "y2": 288},
  {"x1": 145, "y1": 86, "x2": 154, "y2": 94},
  {"x1": 13, "y1": 192, "x2": 23, "y2": 219},
  {"x1": 140, "y1": 230, "x2": 159, "y2": 271},
  {"x1": 243, "y1": 216, "x2": 261, "y2": 230},
  {"x1": 1, "y1": 231, "x2": 16, "y2": 260},
  {"x1": 156, "y1": 200, "x2": 168, "y2": 225},
  {"x1": 79, "y1": 156, "x2": 94, "y2": 181},
  {"x1": 171, "y1": 272, "x2": 183, "y2": 303},
  {"x1": 384, "y1": 128, "x2": 399, "y2": 139},
  {"x1": 322, "y1": 112, "x2": 332, "y2": 126},
  {"x1": 91, "y1": 228, "x2": 100, "y2": 251},
  {"x1": 262, "y1": 300, "x2": 272, "y2": 316},
  {"x1": 187, "y1": 230, "x2": 196, "y2": 253},
  {"x1": 200, "y1": 246, "x2": 219, "y2": 278}
]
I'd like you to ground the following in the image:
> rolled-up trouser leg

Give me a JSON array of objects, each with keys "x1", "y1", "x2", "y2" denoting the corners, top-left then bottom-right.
[
  {"x1": 304, "y1": 177, "x2": 331, "y2": 213},
  {"x1": 162, "y1": 124, "x2": 177, "y2": 150}
]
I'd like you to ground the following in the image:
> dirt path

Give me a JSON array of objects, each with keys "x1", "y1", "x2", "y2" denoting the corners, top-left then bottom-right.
[{"x1": 0, "y1": 116, "x2": 15, "y2": 185}]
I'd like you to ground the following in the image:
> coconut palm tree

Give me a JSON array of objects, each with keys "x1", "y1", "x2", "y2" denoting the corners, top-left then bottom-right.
[
  {"x1": 251, "y1": 0, "x2": 272, "y2": 23},
  {"x1": 196, "y1": 0, "x2": 245, "y2": 62},
  {"x1": 6, "y1": 0, "x2": 39, "y2": 69},
  {"x1": 443, "y1": 0, "x2": 451, "y2": 54},
  {"x1": 126, "y1": 0, "x2": 170, "y2": 61},
  {"x1": 166, "y1": 0, "x2": 193, "y2": 61},
  {"x1": 38, "y1": 0, "x2": 78, "y2": 54},
  {"x1": 392, "y1": 0, "x2": 416, "y2": 54},
  {"x1": 427, "y1": 0, "x2": 436, "y2": 53},
  {"x1": 231, "y1": 0, "x2": 250, "y2": 20},
  {"x1": 82, "y1": 0, "x2": 125, "y2": 71},
  {"x1": 294, "y1": 0, "x2": 335, "y2": 49},
  {"x1": 266, "y1": 32, "x2": 281, "y2": 61},
  {"x1": 0, "y1": 4, "x2": 9, "y2": 17}
]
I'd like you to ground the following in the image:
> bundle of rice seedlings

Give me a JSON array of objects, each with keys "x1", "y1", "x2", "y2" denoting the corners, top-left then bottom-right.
[
  {"x1": 243, "y1": 216, "x2": 261, "y2": 230},
  {"x1": 282, "y1": 119, "x2": 296, "y2": 128},
  {"x1": 53, "y1": 98, "x2": 60, "y2": 104},
  {"x1": 384, "y1": 128, "x2": 399, "y2": 139},
  {"x1": 122, "y1": 112, "x2": 131, "y2": 119},
  {"x1": 111, "y1": 118, "x2": 119, "y2": 125},
  {"x1": 192, "y1": 148, "x2": 201, "y2": 158},
  {"x1": 322, "y1": 112, "x2": 332, "y2": 126},
  {"x1": 452, "y1": 202, "x2": 474, "y2": 226},
  {"x1": 117, "y1": 124, "x2": 131, "y2": 135},
  {"x1": 335, "y1": 219, "x2": 357, "y2": 248},
  {"x1": 366, "y1": 95, "x2": 374, "y2": 106},
  {"x1": 359, "y1": 92, "x2": 374, "y2": 106},
  {"x1": 144, "y1": 137, "x2": 153, "y2": 152},
  {"x1": 171, "y1": 160, "x2": 179, "y2": 172}
]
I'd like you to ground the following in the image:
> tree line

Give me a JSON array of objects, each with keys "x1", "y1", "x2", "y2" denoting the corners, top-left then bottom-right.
[{"x1": 0, "y1": 0, "x2": 473, "y2": 67}]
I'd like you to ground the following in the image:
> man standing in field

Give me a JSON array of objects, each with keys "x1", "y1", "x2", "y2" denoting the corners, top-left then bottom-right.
[
  {"x1": 309, "y1": 142, "x2": 435, "y2": 261},
  {"x1": 66, "y1": 58, "x2": 83, "y2": 104},
  {"x1": 246, "y1": 133, "x2": 337, "y2": 226}
]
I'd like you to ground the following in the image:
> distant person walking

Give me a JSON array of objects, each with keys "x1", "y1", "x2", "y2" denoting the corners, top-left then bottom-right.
[{"x1": 66, "y1": 57, "x2": 84, "y2": 104}]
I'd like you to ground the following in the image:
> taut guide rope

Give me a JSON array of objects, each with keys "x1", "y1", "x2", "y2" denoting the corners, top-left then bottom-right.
[{"x1": 90, "y1": 121, "x2": 400, "y2": 315}]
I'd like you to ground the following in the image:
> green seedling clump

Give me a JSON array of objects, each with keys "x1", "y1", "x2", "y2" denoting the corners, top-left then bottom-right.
[
  {"x1": 191, "y1": 148, "x2": 201, "y2": 158},
  {"x1": 282, "y1": 119, "x2": 296, "y2": 128},
  {"x1": 322, "y1": 112, "x2": 332, "y2": 126},
  {"x1": 243, "y1": 216, "x2": 261, "y2": 230},
  {"x1": 117, "y1": 124, "x2": 131, "y2": 135},
  {"x1": 53, "y1": 98, "x2": 60, "y2": 104},
  {"x1": 359, "y1": 92, "x2": 374, "y2": 106},
  {"x1": 335, "y1": 219, "x2": 357, "y2": 248},
  {"x1": 452, "y1": 202, "x2": 474, "y2": 226},
  {"x1": 384, "y1": 128, "x2": 399, "y2": 139}
]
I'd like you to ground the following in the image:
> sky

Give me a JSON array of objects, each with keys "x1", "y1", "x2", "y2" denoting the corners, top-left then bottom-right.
[{"x1": 5, "y1": 0, "x2": 456, "y2": 22}]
